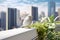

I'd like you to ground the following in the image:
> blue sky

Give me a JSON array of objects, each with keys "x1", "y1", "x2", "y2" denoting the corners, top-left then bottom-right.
[
  {"x1": 0, "y1": 0, "x2": 60, "y2": 16},
  {"x1": 0, "y1": 0, "x2": 60, "y2": 7},
  {"x1": 0, "y1": 0, "x2": 60, "y2": 3}
]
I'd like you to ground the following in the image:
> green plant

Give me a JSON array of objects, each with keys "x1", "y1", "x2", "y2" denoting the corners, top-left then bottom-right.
[
  {"x1": 27, "y1": 22, "x2": 48, "y2": 40},
  {"x1": 46, "y1": 31, "x2": 60, "y2": 40},
  {"x1": 49, "y1": 15, "x2": 55, "y2": 23},
  {"x1": 26, "y1": 15, "x2": 60, "y2": 40},
  {"x1": 55, "y1": 32, "x2": 60, "y2": 40}
]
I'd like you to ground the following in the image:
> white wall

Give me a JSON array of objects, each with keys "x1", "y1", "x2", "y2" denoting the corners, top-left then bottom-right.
[{"x1": 0, "y1": 28, "x2": 37, "y2": 40}]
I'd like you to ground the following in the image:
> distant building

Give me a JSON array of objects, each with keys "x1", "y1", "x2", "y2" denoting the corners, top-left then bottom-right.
[
  {"x1": 17, "y1": 10, "x2": 23, "y2": 27},
  {"x1": 0, "y1": 18, "x2": 1, "y2": 28},
  {"x1": 48, "y1": 0, "x2": 55, "y2": 17},
  {"x1": 58, "y1": 8, "x2": 60, "y2": 16},
  {"x1": 41, "y1": 11, "x2": 45, "y2": 18},
  {"x1": 24, "y1": 6, "x2": 38, "y2": 23},
  {"x1": 32, "y1": 6, "x2": 38, "y2": 22},
  {"x1": 55, "y1": 12, "x2": 58, "y2": 18},
  {"x1": 58, "y1": 8, "x2": 60, "y2": 20},
  {"x1": 54, "y1": 12, "x2": 59, "y2": 21},
  {"x1": 39, "y1": 11, "x2": 45, "y2": 21},
  {"x1": 8, "y1": 8, "x2": 17, "y2": 29},
  {"x1": 1, "y1": 11, "x2": 6, "y2": 30}
]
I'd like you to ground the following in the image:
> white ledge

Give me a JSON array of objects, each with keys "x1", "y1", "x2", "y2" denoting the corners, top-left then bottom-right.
[{"x1": 0, "y1": 28, "x2": 37, "y2": 40}]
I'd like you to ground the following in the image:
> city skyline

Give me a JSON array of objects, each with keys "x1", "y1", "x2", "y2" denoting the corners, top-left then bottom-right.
[
  {"x1": 0, "y1": 0, "x2": 59, "y2": 14},
  {"x1": 0, "y1": 0, "x2": 60, "y2": 30},
  {"x1": 0, "y1": 0, "x2": 60, "y2": 17},
  {"x1": 0, "y1": 6, "x2": 39, "y2": 30},
  {"x1": 0, "y1": 0, "x2": 60, "y2": 6},
  {"x1": 48, "y1": 0, "x2": 55, "y2": 17},
  {"x1": 0, "y1": 0, "x2": 60, "y2": 7}
]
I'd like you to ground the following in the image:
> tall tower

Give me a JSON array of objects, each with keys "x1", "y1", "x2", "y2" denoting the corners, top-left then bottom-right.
[
  {"x1": 1, "y1": 11, "x2": 6, "y2": 30},
  {"x1": 58, "y1": 8, "x2": 60, "y2": 20},
  {"x1": 17, "y1": 10, "x2": 21, "y2": 27},
  {"x1": 0, "y1": 18, "x2": 1, "y2": 28},
  {"x1": 32, "y1": 6, "x2": 38, "y2": 22},
  {"x1": 48, "y1": 0, "x2": 55, "y2": 17},
  {"x1": 8, "y1": 8, "x2": 17, "y2": 29}
]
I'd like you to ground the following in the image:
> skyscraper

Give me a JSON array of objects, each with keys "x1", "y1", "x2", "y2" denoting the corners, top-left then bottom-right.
[
  {"x1": 58, "y1": 8, "x2": 60, "y2": 21},
  {"x1": 55, "y1": 12, "x2": 58, "y2": 21},
  {"x1": 41, "y1": 11, "x2": 45, "y2": 18},
  {"x1": 1, "y1": 11, "x2": 6, "y2": 30},
  {"x1": 0, "y1": 18, "x2": 1, "y2": 28},
  {"x1": 55, "y1": 12, "x2": 58, "y2": 18},
  {"x1": 58, "y1": 8, "x2": 60, "y2": 16},
  {"x1": 17, "y1": 10, "x2": 21, "y2": 27},
  {"x1": 48, "y1": 0, "x2": 55, "y2": 17},
  {"x1": 8, "y1": 8, "x2": 17, "y2": 29},
  {"x1": 32, "y1": 6, "x2": 38, "y2": 22}
]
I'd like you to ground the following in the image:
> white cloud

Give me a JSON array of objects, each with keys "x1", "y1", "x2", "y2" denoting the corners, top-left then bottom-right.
[
  {"x1": 34, "y1": 0, "x2": 38, "y2": 2},
  {"x1": 56, "y1": 3, "x2": 60, "y2": 7},
  {"x1": 0, "y1": 0, "x2": 59, "y2": 17},
  {"x1": 23, "y1": 0, "x2": 28, "y2": 1},
  {"x1": 6, "y1": 0, "x2": 21, "y2": 3},
  {"x1": 0, "y1": 0, "x2": 30, "y2": 7},
  {"x1": 0, "y1": 0, "x2": 48, "y2": 8},
  {"x1": 0, "y1": 1, "x2": 48, "y2": 16},
  {"x1": 55, "y1": 3, "x2": 60, "y2": 11}
]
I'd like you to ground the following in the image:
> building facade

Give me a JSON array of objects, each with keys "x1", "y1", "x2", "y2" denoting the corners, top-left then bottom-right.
[
  {"x1": 32, "y1": 6, "x2": 38, "y2": 22},
  {"x1": 55, "y1": 12, "x2": 58, "y2": 18},
  {"x1": 8, "y1": 8, "x2": 17, "y2": 29},
  {"x1": 41, "y1": 11, "x2": 45, "y2": 18},
  {"x1": 1, "y1": 11, "x2": 6, "y2": 30},
  {"x1": 58, "y1": 8, "x2": 60, "y2": 20},
  {"x1": 55, "y1": 12, "x2": 59, "y2": 21},
  {"x1": 0, "y1": 18, "x2": 1, "y2": 28},
  {"x1": 17, "y1": 10, "x2": 22, "y2": 27},
  {"x1": 48, "y1": 0, "x2": 55, "y2": 17}
]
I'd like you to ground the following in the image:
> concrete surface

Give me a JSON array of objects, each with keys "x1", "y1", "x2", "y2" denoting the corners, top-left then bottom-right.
[{"x1": 0, "y1": 28, "x2": 37, "y2": 40}]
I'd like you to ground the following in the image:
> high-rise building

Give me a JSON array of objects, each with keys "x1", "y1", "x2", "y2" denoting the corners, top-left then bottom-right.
[
  {"x1": 17, "y1": 10, "x2": 22, "y2": 27},
  {"x1": 55, "y1": 12, "x2": 59, "y2": 21},
  {"x1": 41, "y1": 11, "x2": 45, "y2": 18},
  {"x1": 55, "y1": 12, "x2": 58, "y2": 18},
  {"x1": 8, "y1": 8, "x2": 17, "y2": 29},
  {"x1": 48, "y1": 0, "x2": 55, "y2": 17},
  {"x1": 58, "y1": 8, "x2": 60, "y2": 20},
  {"x1": 58, "y1": 8, "x2": 60, "y2": 16},
  {"x1": 1, "y1": 11, "x2": 6, "y2": 30},
  {"x1": 32, "y1": 6, "x2": 38, "y2": 22},
  {"x1": 39, "y1": 11, "x2": 45, "y2": 21},
  {"x1": 0, "y1": 18, "x2": 1, "y2": 28}
]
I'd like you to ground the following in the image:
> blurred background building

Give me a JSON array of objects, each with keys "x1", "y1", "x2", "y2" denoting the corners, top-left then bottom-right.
[
  {"x1": 8, "y1": 8, "x2": 17, "y2": 29},
  {"x1": 31, "y1": 6, "x2": 38, "y2": 23},
  {"x1": 48, "y1": 0, "x2": 55, "y2": 17},
  {"x1": 58, "y1": 8, "x2": 60, "y2": 21},
  {"x1": 1, "y1": 11, "x2": 6, "y2": 30}
]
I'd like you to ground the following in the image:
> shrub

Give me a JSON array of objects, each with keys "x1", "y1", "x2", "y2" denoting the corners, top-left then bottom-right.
[{"x1": 27, "y1": 22, "x2": 48, "y2": 40}]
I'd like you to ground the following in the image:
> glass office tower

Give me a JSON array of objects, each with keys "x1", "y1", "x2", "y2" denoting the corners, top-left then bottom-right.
[
  {"x1": 48, "y1": 0, "x2": 55, "y2": 17},
  {"x1": 32, "y1": 6, "x2": 38, "y2": 22},
  {"x1": 8, "y1": 8, "x2": 17, "y2": 29},
  {"x1": 1, "y1": 11, "x2": 6, "y2": 30}
]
